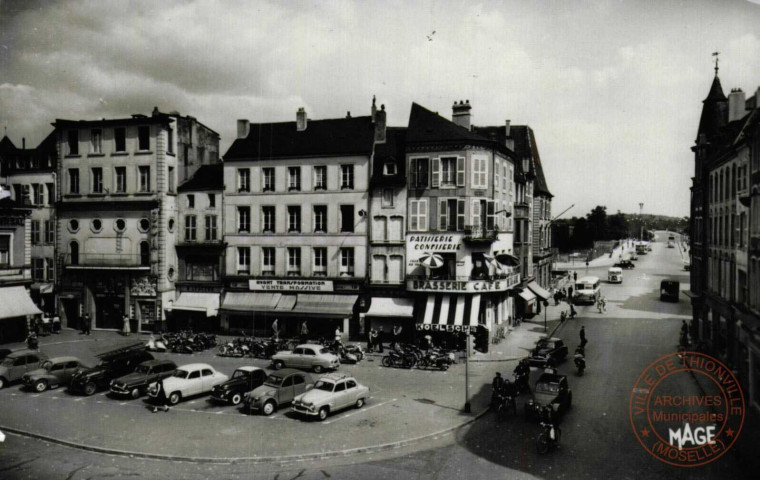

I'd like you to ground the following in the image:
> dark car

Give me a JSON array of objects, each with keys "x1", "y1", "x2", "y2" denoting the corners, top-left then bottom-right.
[
  {"x1": 528, "y1": 337, "x2": 568, "y2": 367},
  {"x1": 109, "y1": 359, "x2": 177, "y2": 399},
  {"x1": 525, "y1": 372, "x2": 572, "y2": 420},
  {"x1": 210, "y1": 366, "x2": 267, "y2": 406},
  {"x1": 69, "y1": 343, "x2": 153, "y2": 396},
  {"x1": 613, "y1": 260, "x2": 635, "y2": 270},
  {"x1": 660, "y1": 280, "x2": 680, "y2": 302}
]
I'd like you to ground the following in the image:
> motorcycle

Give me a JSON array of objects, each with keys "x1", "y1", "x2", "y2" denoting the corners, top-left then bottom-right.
[
  {"x1": 536, "y1": 419, "x2": 561, "y2": 454},
  {"x1": 146, "y1": 334, "x2": 168, "y2": 352},
  {"x1": 382, "y1": 350, "x2": 414, "y2": 369},
  {"x1": 574, "y1": 353, "x2": 586, "y2": 376},
  {"x1": 494, "y1": 388, "x2": 517, "y2": 420},
  {"x1": 418, "y1": 349, "x2": 453, "y2": 371}
]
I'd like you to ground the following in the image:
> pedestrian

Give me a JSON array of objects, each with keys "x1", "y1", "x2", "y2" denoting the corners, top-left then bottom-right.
[
  {"x1": 300, "y1": 320, "x2": 309, "y2": 343},
  {"x1": 553, "y1": 291, "x2": 560, "y2": 306},
  {"x1": 83, "y1": 313, "x2": 91, "y2": 335},
  {"x1": 567, "y1": 286, "x2": 574, "y2": 301},
  {"x1": 335, "y1": 326, "x2": 342, "y2": 344},
  {"x1": 600, "y1": 296, "x2": 606, "y2": 313},
  {"x1": 151, "y1": 379, "x2": 171, "y2": 413},
  {"x1": 52, "y1": 312, "x2": 61, "y2": 334},
  {"x1": 573, "y1": 271, "x2": 578, "y2": 282},
  {"x1": 367, "y1": 328, "x2": 376, "y2": 352},
  {"x1": 377, "y1": 326, "x2": 385, "y2": 353},
  {"x1": 271, "y1": 318, "x2": 279, "y2": 340},
  {"x1": 122, "y1": 314, "x2": 131, "y2": 336},
  {"x1": 391, "y1": 324, "x2": 402, "y2": 350},
  {"x1": 579, "y1": 326, "x2": 587, "y2": 348}
]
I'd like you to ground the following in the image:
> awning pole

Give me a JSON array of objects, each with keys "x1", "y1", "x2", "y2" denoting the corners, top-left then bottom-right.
[{"x1": 464, "y1": 332, "x2": 471, "y2": 413}]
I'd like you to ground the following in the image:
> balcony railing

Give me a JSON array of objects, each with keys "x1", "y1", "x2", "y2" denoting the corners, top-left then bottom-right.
[
  {"x1": 464, "y1": 226, "x2": 497, "y2": 242},
  {"x1": 65, "y1": 254, "x2": 149, "y2": 267}
]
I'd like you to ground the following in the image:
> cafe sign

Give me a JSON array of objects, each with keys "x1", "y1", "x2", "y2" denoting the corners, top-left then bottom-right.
[
  {"x1": 407, "y1": 275, "x2": 520, "y2": 293},
  {"x1": 249, "y1": 279, "x2": 334, "y2": 292}
]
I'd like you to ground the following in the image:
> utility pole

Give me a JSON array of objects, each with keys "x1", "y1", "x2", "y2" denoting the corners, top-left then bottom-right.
[{"x1": 639, "y1": 203, "x2": 644, "y2": 241}]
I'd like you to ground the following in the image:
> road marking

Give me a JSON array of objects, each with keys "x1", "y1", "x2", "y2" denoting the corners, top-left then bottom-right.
[{"x1": 323, "y1": 398, "x2": 396, "y2": 425}]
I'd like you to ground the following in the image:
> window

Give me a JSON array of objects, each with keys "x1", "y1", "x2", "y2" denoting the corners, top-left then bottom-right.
[
  {"x1": 31, "y1": 220, "x2": 40, "y2": 245},
  {"x1": 90, "y1": 129, "x2": 102, "y2": 154},
  {"x1": 472, "y1": 156, "x2": 488, "y2": 189},
  {"x1": 288, "y1": 167, "x2": 301, "y2": 191},
  {"x1": 238, "y1": 206, "x2": 250, "y2": 233},
  {"x1": 138, "y1": 166, "x2": 150, "y2": 192},
  {"x1": 69, "y1": 241, "x2": 79, "y2": 265},
  {"x1": 314, "y1": 205, "x2": 327, "y2": 232},
  {"x1": 341, "y1": 164, "x2": 354, "y2": 189},
  {"x1": 69, "y1": 169, "x2": 80, "y2": 194},
  {"x1": 314, "y1": 165, "x2": 327, "y2": 190},
  {"x1": 115, "y1": 167, "x2": 126, "y2": 193},
  {"x1": 384, "y1": 162, "x2": 397, "y2": 175},
  {"x1": 91, "y1": 168, "x2": 103, "y2": 194},
  {"x1": 46, "y1": 183, "x2": 55, "y2": 206},
  {"x1": 440, "y1": 157, "x2": 456, "y2": 187},
  {"x1": 139, "y1": 218, "x2": 150, "y2": 232},
  {"x1": 68, "y1": 219, "x2": 79, "y2": 232},
  {"x1": 44, "y1": 220, "x2": 54, "y2": 244},
  {"x1": 340, "y1": 248, "x2": 355, "y2": 276},
  {"x1": 185, "y1": 215, "x2": 197, "y2": 241},
  {"x1": 262, "y1": 206, "x2": 275, "y2": 233},
  {"x1": 287, "y1": 247, "x2": 301, "y2": 275},
  {"x1": 188, "y1": 194, "x2": 195, "y2": 209},
  {"x1": 237, "y1": 168, "x2": 250, "y2": 192},
  {"x1": 288, "y1": 206, "x2": 301, "y2": 233},
  {"x1": 114, "y1": 128, "x2": 126, "y2": 152},
  {"x1": 46, "y1": 258, "x2": 54, "y2": 282},
  {"x1": 91, "y1": 219, "x2": 102, "y2": 232},
  {"x1": 340, "y1": 205, "x2": 354, "y2": 232},
  {"x1": 205, "y1": 215, "x2": 217, "y2": 240},
  {"x1": 313, "y1": 247, "x2": 327, "y2": 276},
  {"x1": 32, "y1": 184, "x2": 43, "y2": 205},
  {"x1": 262, "y1": 247, "x2": 275, "y2": 275},
  {"x1": 138, "y1": 126, "x2": 150, "y2": 151},
  {"x1": 439, "y1": 199, "x2": 465, "y2": 231},
  {"x1": 208, "y1": 194, "x2": 215, "y2": 208},
  {"x1": 168, "y1": 218, "x2": 175, "y2": 232},
  {"x1": 114, "y1": 219, "x2": 126, "y2": 232},
  {"x1": 167, "y1": 127, "x2": 174, "y2": 154},
  {"x1": 409, "y1": 158, "x2": 429, "y2": 188},
  {"x1": 33, "y1": 258, "x2": 44, "y2": 281},
  {"x1": 67, "y1": 130, "x2": 79, "y2": 155},
  {"x1": 409, "y1": 199, "x2": 428, "y2": 231},
  {"x1": 237, "y1": 247, "x2": 250, "y2": 275},
  {"x1": 168, "y1": 166, "x2": 175, "y2": 193},
  {"x1": 382, "y1": 188, "x2": 394, "y2": 207},
  {"x1": 262, "y1": 167, "x2": 275, "y2": 192}
]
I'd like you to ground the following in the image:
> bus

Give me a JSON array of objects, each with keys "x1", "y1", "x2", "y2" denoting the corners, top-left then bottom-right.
[
  {"x1": 635, "y1": 243, "x2": 648, "y2": 255},
  {"x1": 574, "y1": 276, "x2": 601, "y2": 305}
]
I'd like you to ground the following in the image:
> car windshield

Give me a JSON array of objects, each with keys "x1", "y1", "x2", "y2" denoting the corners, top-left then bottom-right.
[
  {"x1": 172, "y1": 370, "x2": 189, "y2": 379},
  {"x1": 314, "y1": 380, "x2": 335, "y2": 392},
  {"x1": 41, "y1": 361, "x2": 53, "y2": 370},
  {"x1": 135, "y1": 365, "x2": 151, "y2": 374},
  {"x1": 233, "y1": 370, "x2": 250, "y2": 379},
  {"x1": 536, "y1": 340, "x2": 551, "y2": 349},
  {"x1": 319, "y1": 348, "x2": 330, "y2": 355},
  {"x1": 537, "y1": 382, "x2": 560, "y2": 394},
  {"x1": 265, "y1": 374, "x2": 282, "y2": 387}
]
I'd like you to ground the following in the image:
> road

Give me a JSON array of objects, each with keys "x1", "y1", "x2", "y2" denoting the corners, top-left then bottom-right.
[{"x1": 0, "y1": 232, "x2": 752, "y2": 479}]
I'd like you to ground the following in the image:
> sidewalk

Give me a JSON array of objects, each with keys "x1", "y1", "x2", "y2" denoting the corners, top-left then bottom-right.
[{"x1": 554, "y1": 242, "x2": 631, "y2": 271}]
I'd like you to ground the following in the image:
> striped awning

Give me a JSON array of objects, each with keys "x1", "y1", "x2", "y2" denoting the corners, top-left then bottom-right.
[
  {"x1": 518, "y1": 289, "x2": 537, "y2": 303},
  {"x1": 416, "y1": 294, "x2": 480, "y2": 333}
]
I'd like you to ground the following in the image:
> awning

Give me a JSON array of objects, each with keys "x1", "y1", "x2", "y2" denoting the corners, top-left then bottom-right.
[
  {"x1": 169, "y1": 293, "x2": 220, "y2": 317},
  {"x1": 416, "y1": 294, "x2": 480, "y2": 333},
  {"x1": 495, "y1": 253, "x2": 520, "y2": 267},
  {"x1": 365, "y1": 297, "x2": 415, "y2": 318},
  {"x1": 220, "y1": 292, "x2": 294, "y2": 313},
  {"x1": 31, "y1": 283, "x2": 55, "y2": 294},
  {"x1": 526, "y1": 281, "x2": 552, "y2": 301},
  {"x1": 518, "y1": 289, "x2": 537, "y2": 303},
  {"x1": 290, "y1": 294, "x2": 358, "y2": 316},
  {"x1": 0, "y1": 286, "x2": 43, "y2": 320}
]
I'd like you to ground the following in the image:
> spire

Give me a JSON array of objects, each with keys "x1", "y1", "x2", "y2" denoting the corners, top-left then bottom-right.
[
  {"x1": 696, "y1": 59, "x2": 728, "y2": 143},
  {"x1": 713, "y1": 51, "x2": 720, "y2": 77}
]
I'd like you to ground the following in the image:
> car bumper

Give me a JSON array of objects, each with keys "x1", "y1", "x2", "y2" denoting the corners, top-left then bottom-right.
[
  {"x1": 210, "y1": 391, "x2": 232, "y2": 403},
  {"x1": 109, "y1": 384, "x2": 138, "y2": 396},
  {"x1": 291, "y1": 403, "x2": 319, "y2": 416}
]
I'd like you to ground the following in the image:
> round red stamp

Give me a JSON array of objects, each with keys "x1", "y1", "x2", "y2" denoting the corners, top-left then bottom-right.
[{"x1": 629, "y1": 351, "x2": 745, "y2": 467}]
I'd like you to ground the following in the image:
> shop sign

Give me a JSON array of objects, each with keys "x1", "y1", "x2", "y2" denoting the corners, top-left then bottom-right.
[
  {"x1": 249, "y1": 279, "x2": 334, "y2": 292},
  {"x1": 407, "y1": 275, "x2": 519, "y2": 293},
  {"x1": 416, "y1": 323, "x2": 472, "y2": 333},
  {"x1": 407, "y1": 234, "x2": 463, "y2": 252}
]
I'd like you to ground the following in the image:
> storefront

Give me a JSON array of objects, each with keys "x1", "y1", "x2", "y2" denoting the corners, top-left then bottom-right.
[
  {"x1": 165, "y1": 292, "x2": 220, "y2": 332},
  {"x1": 0, "y1": 286, "x2": 43, "y2": 343},
  {"x1": 361, "y1": 297, "x2": 415, "y2": 343}
]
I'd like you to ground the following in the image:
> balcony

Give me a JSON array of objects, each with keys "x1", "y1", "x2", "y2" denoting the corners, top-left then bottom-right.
[
  {"x1": 464, "y1": 226, "x2": 497, "y2": 243},
  {"x1": 65, "y1": 254, "x2": 150, "y2": 269}
]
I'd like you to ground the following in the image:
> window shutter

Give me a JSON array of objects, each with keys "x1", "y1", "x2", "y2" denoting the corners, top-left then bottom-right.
[
  {"x1": 439, "y1": 199, "x2": 447, "y2": 230},
  {"x1": 410, "y1": 200, "x2": 418, "y2": 231},
  {"x1": 431, "y1": 158, "x2": 440, "y2": 188},
  {"x1": 457, "y1": 157, "x2": 465, "y2": 186},
  {"x1": 487, "y1": 201, "x2": 495, "y2": 230},
  {"x1": 419, "y1": 200, "x2": 428, "y2": 230},
  {"x1": 457, "y1": 199, "x2": 465, "y2": 231},
  {"x1": 472, "y1": 199, "x2": 481, "y2": 228},
  {"x1": 409, "y1": 159, "x2": 417, "y2": 187}
]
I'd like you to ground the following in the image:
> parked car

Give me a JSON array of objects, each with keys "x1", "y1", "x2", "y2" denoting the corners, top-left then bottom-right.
[
  {"x1": 70, "y1": 342, "x2": 154, "y2": 396},
  {"x1": 613, "y1": 260, "x2": 635, "y2": 270},
  {"x1": 270, "y1": 344, "x2": 340, "y2": 373},
  {"x1": 210, "y1": 366, "x2": 267, "y2": 406},
  {"x1": 660, "y1": 280, "x2": 680, "y2": 302},
  {"x1": 0, "y1": 350, "x2": 48, "y2": 389},
  {"x1": 109, "y1": 359, "x2": 177, "y2": 399},
  {"x1": 525, "y1": 372, "x2": 572, "y2": 420},
  {"x1": 244, "y1": 369, "x2": 314, "y2": 416},
  {"x1": 146, "y1": 363, "x2": 228, "y2": 405},
  {"x1": 528, "y1": 337, "x2": 568, "y2": 367},
  {"x1": 292, "y1": 373, "x2": 370, "y2": 421},
  {"x1": 22, "y1": 356, "x2": 89, "y2": 392}
]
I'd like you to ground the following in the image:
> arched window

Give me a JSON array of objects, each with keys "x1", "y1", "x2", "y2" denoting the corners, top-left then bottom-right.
[
  {"x1": 70, "y1": 241, "x2": 79, "y2": 265},
  {"x1": 140, "y1": 241, "x2": 150, "y2": 266}
]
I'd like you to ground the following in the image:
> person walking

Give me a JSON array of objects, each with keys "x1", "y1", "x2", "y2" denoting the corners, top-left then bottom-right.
[
  {"x1": 271, "y1": 318, "x2": 279, "y2": 340},
  {"x1": 300, "y1": 321, "x2": 309, "y2": 343},
  {"x1": 573, "y1": 271, "x2": 578, "y2": 282},
  {"x1": 377, "y1": 326, "x2": 385, "y2": 353},
  {"x1": 579, "y1": 326, "x2": 587, "y2": 348},
  {"x1": 83, "y1": 314, "x2": 91, "y2": 335},
  {"x1": 567, "y1": 286, "x2": 574, "y2": 302},
  {"x1": 122, "y1": 314, "x2": 131, "y2": 336},
  {"x1": 391, "y1": 325, "x2": 402, "y2": 350}
]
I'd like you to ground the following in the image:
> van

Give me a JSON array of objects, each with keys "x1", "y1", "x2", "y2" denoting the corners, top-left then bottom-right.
[
  {"x1": 660, "y1": 280, "x2": 680, "y2": 302},
  {"x1": 573, "y1": 276, "x2": 601, "y2": 305},
  {"x1": 607, "y1": 267, "x2": 623, "y2": 284}
]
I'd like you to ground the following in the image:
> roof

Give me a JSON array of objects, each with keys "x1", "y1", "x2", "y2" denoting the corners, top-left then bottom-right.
[
  {"x1": 48, "y1": 356, "x2": 83, "y2": 364},
  {"x1": 527, "y1": 128, "x2": 552, "y2": 197},
  {"x1": 235, "y1": 366, "x2": 264, "y2": 372},
  {"x1": 407, "y1": 103, "x2": 492, "y2": 145},
  {"x1": 139, "y1": 359, "x2": 177, "y2": 367},
  {"x1": 0, "y1": 136, "x2": 17, "y2": 154},
  {"x1": 268, "y1": 368, "x2": 307, "y2": 377},
  {"x1": 697, "y1": 75, "x2": 728, "y2": 142},
  {"x1": 176, "y1": 363, "x2": 214, "y2": 371},
  {"x1": 177, "y1": 164, "x2": 224, "y2": 192},
  {"x1": 224, "y1": 115, "x2": 376, "y2": 161},
  {"x1": 54, "y1": 114, "x2": 174, "y2": 128},
  {"x1": 370, "y1": 127, "x2": 407, "y2": 188}
]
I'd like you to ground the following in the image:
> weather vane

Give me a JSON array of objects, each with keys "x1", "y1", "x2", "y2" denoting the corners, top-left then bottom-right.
[{"x1": 712, "y1": 51, "x2": 720, "y2": 75}]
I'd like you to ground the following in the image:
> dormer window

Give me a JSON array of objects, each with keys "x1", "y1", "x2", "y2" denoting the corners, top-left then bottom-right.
[{"x1": 384, "y1": 162, "x2": 397, "y2": 175}]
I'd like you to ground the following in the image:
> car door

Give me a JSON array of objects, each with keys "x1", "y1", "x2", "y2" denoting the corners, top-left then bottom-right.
[
  {"x1": 344, "y1": 379, "x2": 359, "y2": 407},
  {"x1": 278, "y1": 374, "x2": 295, "y2": 405},
  {"x1": 291, "y1": 373, "x2": 307, "y2": 396},
  {"x1": 333, "y1": 381, "x2": 348, "y2": 409},
  {"x1": 50, "y1": 362, "x2": 68, "y2": 386},
  {"x1": 187, "y1": 370, "x2": 202, "y2": 396},
  {"x1": 201, "y1": 368, "x2": 217, "y2": 392},
  {"x1": 9, "y1": 356, "x2": 28, "y2": 381},
  {"x1": 289, "y1": 348, "x2": 304, "y2": 368},
  {"x1": 301, "y1": 347, "x2": 317, "y2": 369}
]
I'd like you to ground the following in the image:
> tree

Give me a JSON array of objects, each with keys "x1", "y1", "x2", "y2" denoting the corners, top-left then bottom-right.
[
  {"x1": 608, "y1": 213, "x2": 630, "y2": 240},
  {"x1": 586, "y1": 206, "x2": 608, "y2": 241}
]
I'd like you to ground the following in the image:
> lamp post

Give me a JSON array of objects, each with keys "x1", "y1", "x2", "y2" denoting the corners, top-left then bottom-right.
[
  {"x1": 639, "y1": 203, "x2": 644, "y2": 240},
  {"x1": 464, "y1": 333, "x2": 471, "y2": 412}
]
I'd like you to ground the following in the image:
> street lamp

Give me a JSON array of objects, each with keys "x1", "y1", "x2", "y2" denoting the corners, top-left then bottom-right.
[{"x1": 639, "y1": 203, "x2": 644, "y2": 241}]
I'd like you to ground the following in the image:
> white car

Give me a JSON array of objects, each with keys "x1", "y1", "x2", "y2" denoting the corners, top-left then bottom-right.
[
  {"x1": 147, "y1": 363, "x2": 228, "y2": 405},
  {"x1": 292, "y1": 373, "x2": 370, "y2": 421}
]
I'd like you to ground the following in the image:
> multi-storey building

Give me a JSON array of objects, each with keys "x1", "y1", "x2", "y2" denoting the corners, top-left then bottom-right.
[
  {"x1": 689, "y1": 69, "x2": 760, "y2": 410},
  {"x1": 167, "y1": 164, "x2": 224, "y2": 332},
  {"x1": 221, "y1": 106, "x2": 381, "y2": 340},
  {"x1": 0, "y1": 132, "x2": 57, "y2": 313},
  {"x1": 54, "y1": 109, "x2": 219, "y2": 333},
  {"x1": 404, "y1": 102, "x2": 520, "y2": 347}
]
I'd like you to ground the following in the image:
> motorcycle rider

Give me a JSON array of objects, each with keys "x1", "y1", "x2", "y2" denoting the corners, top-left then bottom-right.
[
  {"x1": 540, "y1": 405, "x2": 561, "y2": 445},
  {"x1": 574, "y1": 346, "x2": 586, "y2": 374},
  {"x1": 501, "y1": 379, "x2": 518, "y2": 414},
  {"x1": 514, "y1": 358, "x2": 531, "y2": 393},
  {"x1": 491, "y1": 372, "x2": 506, "y2": 408},
  {"x1": 26, "y1": 331, "x2": 39, "y2": 351}
]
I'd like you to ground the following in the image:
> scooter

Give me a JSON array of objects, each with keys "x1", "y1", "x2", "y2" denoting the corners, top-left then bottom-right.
[{"x1": 574, "y1": 353, "x2": 586, "y2": 376}]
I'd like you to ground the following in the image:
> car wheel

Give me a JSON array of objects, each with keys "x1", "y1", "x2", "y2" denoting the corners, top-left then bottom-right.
[
  {"x1": 313, "y1": 365, "x2": 324, "y2": 374},
  {"x1": 262, "y1": 400, "x2": 276, "y2": 416},
  {"x1": 355, "y1": 398, "x2": 365, "y2": 409},
  {"x1": 0, "y1": 377, "x2": 6, "y2": 389},
  {"x1": 273, "y1": 360, "x2": 284, "y2": 370},
  {"x1": 168, "y1": 392, "x2": 181, "y2": 405},
  {"x1": 318, "y1": 407, "x2": 329, "y2": 421},
  {"x1": 130, "y1": 387, "x2": 141, "y2": 399},
  {"x1": 35, "y1": 380, "x2": 47, "y2": 392},
  {"x1": 83, "y1": 382, "x2": 97, "y2": 396},
  {"x1": 230, "y1": 393, "x2": 242, "y2": 406}
]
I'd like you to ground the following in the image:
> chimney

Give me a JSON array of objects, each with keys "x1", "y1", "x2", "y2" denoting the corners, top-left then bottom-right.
[
  {"x1": 371, "y1": 95, "x2": 377, "y2": 122},
  {"x1": 374, "y1": 104, "x2": 387, "y2": 143},
  {"x1": 22, "y1": 137, "x2": 26, "y2": 149},
  {"x1": 504, "y1": 120, "x2": 514, "y2": 150},
  {"x1": 504, "y1": 120, "x2": 511, "y2": 137},
  {"x1": 346, "y1": 111, "x2": 351, "y2": 118},
  {"x1": 452, "y1": 100, "x2": 472, "y2": 130},
  {"x1": 297, "y1": 107, "x2": 307, "y2": 131},
  {"x1": 237, "y1": 119, "x2": 250, "y2": 139},
  {"x1": 728, "y1": 88, "x2": 747, "y2": 122}
]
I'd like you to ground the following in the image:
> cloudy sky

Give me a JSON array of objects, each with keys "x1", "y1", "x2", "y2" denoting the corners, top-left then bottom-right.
[{"x1": 2, "y1": 0, "x2": 759, "y2": 218}]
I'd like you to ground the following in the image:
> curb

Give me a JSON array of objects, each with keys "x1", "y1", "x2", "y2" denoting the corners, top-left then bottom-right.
[{"x1": 0, "y1": 407, "x2": 490, "y2": 464}]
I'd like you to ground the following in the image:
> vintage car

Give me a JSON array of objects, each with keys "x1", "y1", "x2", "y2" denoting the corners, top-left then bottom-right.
[
  {"x1": 109, "y1": 359, "x2": 177, "y2": 399},
  {"x1": 147, "y1": 363, "x2": 228, "y2": 405},
  {"x1": 270, "y1": 344, "x2": 340, "y2": 373},
  {"x1": 607, "y1": 267, "x2": 623, "y2": 284},
  {"x1": 629, "y1": 252, "x2": 638, "y2": 261},
  {"x1": 210, "y1": 366, "x2": 267, "y2": 406},
  {"x1": 244, "y1": 369, "x2": 314, "y2": 416},
  {"x1": 70, "y1": 343, "x2": 154, "y2": 396},
  {"x1": 660, "y1": 280, "x2": 680, "y2": 302},
  {"x1": 22, "y1": 356, "x2": 89, "y2": 392},
  {"x1": 524, "y1": 372, "x2": 573, "y2": 420},
  {"x1": 528, "y1": 337, "x2": 568, "y2": 367},
  {"x1": 0, "y1": 350, "x2": 48, "y2": 389},
  {"x1": 613, "y1": 260, "x2": 635, "y2": 270},
  {"x1": 292, "y1": 373, "x2": 370, "y2": 421}
]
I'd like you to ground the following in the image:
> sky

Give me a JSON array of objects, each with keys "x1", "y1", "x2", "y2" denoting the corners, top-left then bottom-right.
[{"x1": 1, "y1": 0, "x2": 760, "y2": 218}]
